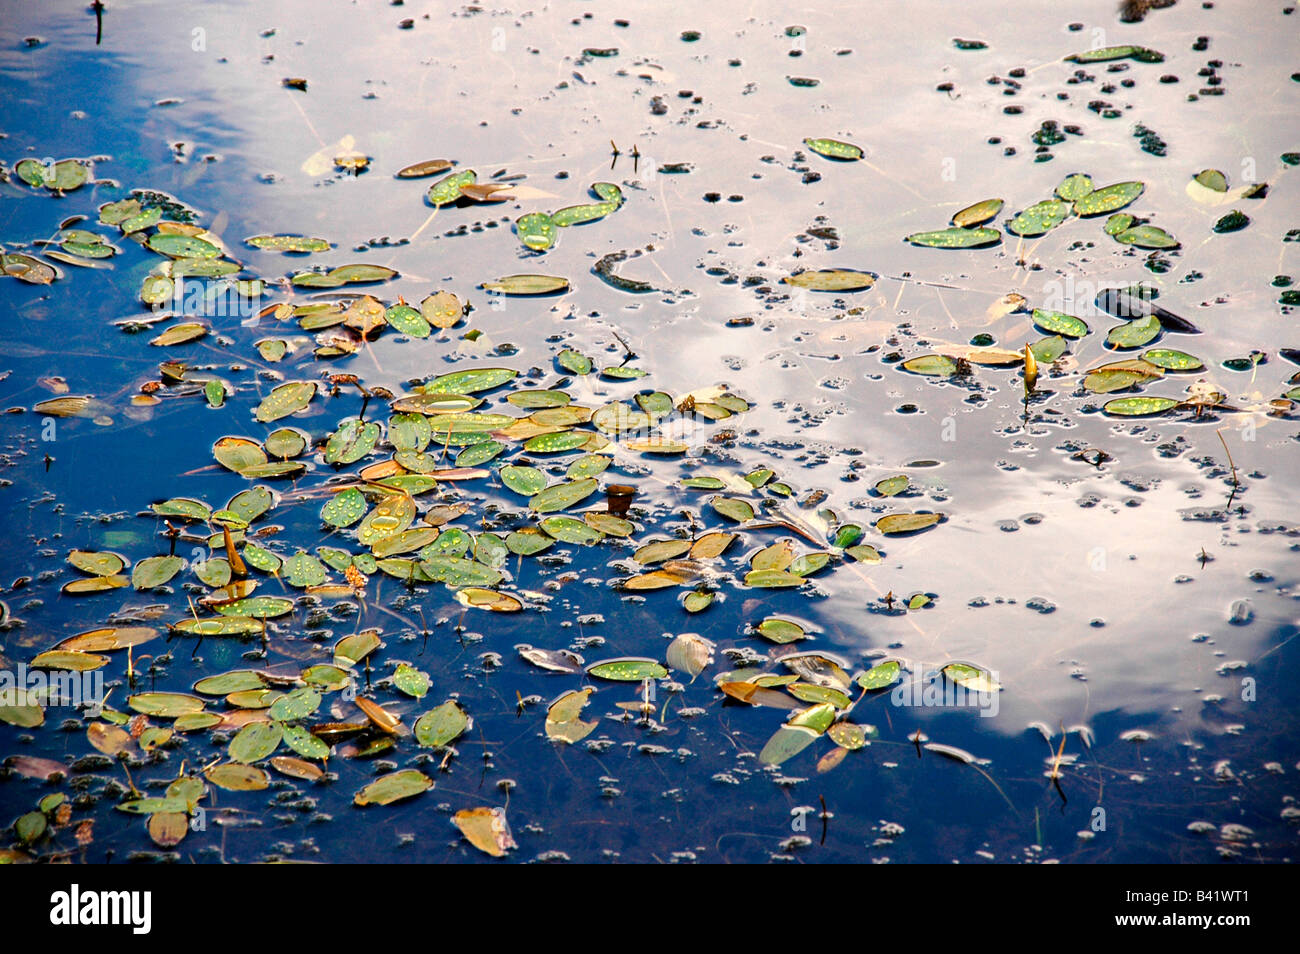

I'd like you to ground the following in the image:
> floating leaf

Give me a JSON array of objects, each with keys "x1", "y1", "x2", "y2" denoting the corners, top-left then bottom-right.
[
  {"x1": 455, "y1": 587, "x2": 523, "y2": 612},
  {"x1": 229, "y1": 721, "x2": 282, "y2": 762},
  {"x1": 905, "y1": 226, "x2": 1000, "y2": 248},
  {"x1": 380, "y1": 662, "x2": 428, "y2": 700},
  {"x1": 414, "y1": 701, "x2": 469, "y2": 748},
  {"x1": 205, "y1": 762, "x2": 270, "y2": 791},
  {"x1": 254, "y1": 381, "x2": 316, "y2": 422},
  {"x1": 540, "y1": 515, "x2": 602, "y2": 545},
  {"x1": 424, "y1": 367, "x2": 517, "y2": 394},
  {"x1": 803, "y1": 137, "x2": 863, "y2": 160},
  {"x1": 876, "y1": 512, "x2": 942, "y2": 534},
  {"x1": 1065, "y1": 45, "x2": 1164, "y2": 64},
  {"x1": 1106, "y1": 316, "x2": 1162, "y2": 349},
  {"x1": 942, "y1": 662, "x2": 1001, "y2": 693},
  {"x1": 452, "y1": 807, "x2": 517, "y2": 857},
  {"x1": 745, "y1": 569, "x2": 805, "y2": 588},
  {"x1": 1142, "y1": 348, "x2": 1203, "y2": 371},
  {"x1": 586, "y1": 658, "x2": 668, "y2": 681},
  {"x1": 530, "y1": 478, "x2": 598, "y2": 513},
  {"x1": 1073, "y1": 181, "x2": 1144, "y2": 216},
  {"x1": 875, "y1": 474, "x2": 909, "y2": 496},
  {"x1": 711, "y1": 496, "x2": 755, "y2": 522},
  {"x1": 397, "y1": 158, "x2": 454, "y2": 179},
  {"x1": 1115, "y1": 225, "x2": 1179, "y2": 249},
  {"x1": 325, "y1": 419, "x2": 380, "y2": 465},
  {"x1": 132, "y1": 555, "x2": 184, "y2": 590},
  {"x1": 1006, "y1": 199, "x2": 1070, "y2": 237},
  {"x1": 515, "y1": 212, "x2": 557, "y2": 251},
  {"x1": 901, "y1": 354, "x2": 958, "y2": 376},
  {"x1": 1102, "y1": 395, "x2": 1178, "y2": 416},
  {"x1": 268, "y1": 687, "x2": 321, "y2": 722},
  {"x1": 951, "y1": 198, "x2": 1003, "y2": 228},
  {"x1": 1054, "y1": 174, "x2": 1094, "y2": 201},
  {"x1": 480, "y1": 274, "x2": 569, "y2": 295},
  {"x1": 128, "y1": 692, "x2": 205, "y2": 718},
  {"x1": 30, "y1": 650, "x2": 108, "y2": 672},
  {"x1": 68, "y1": 550, "x2": 126, "y2": 576},
  {"x1": 857, "y1": 659, "x2": 901, "y2": 690},
  {"x1": 355, "y1": 769, "x2": 432, "y2": 806},
  {"x1": 756, "y1": 617, "x2": 807, "y2": 644},
  {"x1": 247, "y1": 234, "x2": 329, "y2": 252},
  {"x1": 665, "y1": 634, "x2": 717, "y2": 681},
  {"x1": 1032, "y1": 308, "x2": 1089, "y2": 338},
  {"x1": 782, "y1": 269, "x2": 877, "y2": 291}
]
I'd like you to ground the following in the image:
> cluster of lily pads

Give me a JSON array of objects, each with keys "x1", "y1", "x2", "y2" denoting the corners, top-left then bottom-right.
[
  {"x1": 894, "y1": 283, "x2": 1300, "y2": 417},
  {"x1": 902, "y1": 173, "x2": 1174, "y2": 251}
]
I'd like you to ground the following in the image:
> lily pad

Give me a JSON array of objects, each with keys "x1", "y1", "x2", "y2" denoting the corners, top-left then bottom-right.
[
  {"x1": 782, "y1": 269, "x2": 877, "y2": 292},
  {"x1": 587, "y1": 658, "x2": 668, "y2": 681},
  {"x1": 905, "y1": 227, "x2": 1001, "y2": 249},
  {"x1": 803, "y1": 137, "x2": 863, "y2": 160},
  {"x1": 480, "y1": 274, "x2": 569, "y2": 295}
]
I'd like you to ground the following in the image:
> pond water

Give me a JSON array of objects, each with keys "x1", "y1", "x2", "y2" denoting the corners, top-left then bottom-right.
[{"x1": 1, "y1": 0, "x2": 1297, "y2": 863}]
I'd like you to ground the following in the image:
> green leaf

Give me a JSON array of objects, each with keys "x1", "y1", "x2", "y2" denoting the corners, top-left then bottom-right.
[
  {"x1": 515, "y1": 212, "x2": 557, "y2": 251},
  {"x1": 284, "y1": 551, "x2": 327, "y2": 588},
  {"x1": 228, "y1": 722, "x2": 282, "y2": 763},
  {"x1": 710, "y1": 496, "x2": 755, "y2": 522},
  {"x1": 758, "y1": 724, "x2": 820, "y2": 765},
  {"x1": 875, "y1": 474, "x2": 909, "y2": 496},
  {"x1": 1115, "y1": 225, "x2": 1179, "y2": 249},
  {"x1": 1193, "y1": 168, "x2": 1228, "y2": 192},
  {"x1": 393, "y1": 663, "x2": 430, "y2": 699},
  {"x1": 501, "y1": 465, "x2": 547, "y2": 496},
  {"x1": 540, "y1": 515, "x2": 602, "y2": 545},
  {"x1": 1054, "y1": 174, "x2": 1094, "y2": 201},
  {"x1": 414, "y1": 701, "x2": 469, "y2": 748},
  {"x1": 1065, "y1": 45, "x2": 1164, "y2": 64},
  {"x1": 427, "y1": 169, "x2": 477, "y2": 206},
  {"x1": 1106, "y1": 316, "x2": 1162, "y2": 350},
  {"x1": 905, "y1": 226, "x2": 1000, "y2": 248},
  {"x1": 385, "y1": 304, "x2": 430, "y2": 338},
  {"x1": 281, "y1": 723, "x2": 329, "y2": 759},
  {"x1": 147, "y1": 233, "x2": 220, "y2": 259},
  {"x1": 247, "y1": 234, "x2": 330, "y2": 252},
  {"x1": 756, "y1": 618, "x2": 807, "y2": 644},
  {"x1": 322, "y1": 487, "x2": 366, "y2": 528},
  {"x1": 1029, "y1": 336, "x2": 1068, "y2": 364},
  {"x1": 857, "y1": 659, "x2": 901, "y2": 690},
  {"x1": 551, "y1": 202, "x2": 617, "y2": 227},
  {"x1": 1142, "y1": 349, "x2": 1203, "y2": 371},
  {"x1": 1032, "y1": 308, "x2": 1089, "y2": 338},
  {"x1": 254, "y1": 381, "x2": 316, "y2": 423},
  {"x1": 423, "y1": 367, "x2": 517, "y2": 394},
  {"x1": 354, "y1": 769, "x2": 432, "y2": 806},
  {"x1": 132, "y1": 555, "x2": 184, "y2": 590},
  {"x1": 952, "y1": 198, "x2": 1003, "y2": 228},
  {"x1": 268, "y1": 687, "x2": 321, "y2": 722},
  {"x1": 325, "y1": 419, "x2": 380, "y2": 465},
  {"x1": 557, "y1": 349, "x2": 593, "y2": 375},
  {"x1": 530, "y1": 478, "x2": 598, "y2": 513},
  {"x1": 876, "y1": 512, "x2": 942, "y2": 534},
  {"x1": 456, "y1": 440, "x2": 505, "y2": 467},
  {"x1": 745, "y1": 569, "x2": 805, "y2": 588},
  {"x1": 942, "y1": 662, "x2": 1001, "y2": 692},
  {"x1": 803, "y1": 137, "x2": 863, "y2": 160},
  {"x1": 1102, "y1": 395, "x2": 1178, "y2": 416},
  {"x1": 586, "y1": 658, "x2": 668, "y2": 681},
  {"x1": 901, "y1": 354, "x2": 959, "y2": 376},
  {"x1": 480, "y1": 274, "x2": 569, "y2": 295},
  {"x1": 418, "y1": 556, "x2": 503, "y2": 588},
  {"x1": 1007, "y1": 199, "x2": 1070, "y2": 237},
  {"x1": 1073, "y1": 181, "x2": 1144, "y2": 216}
]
